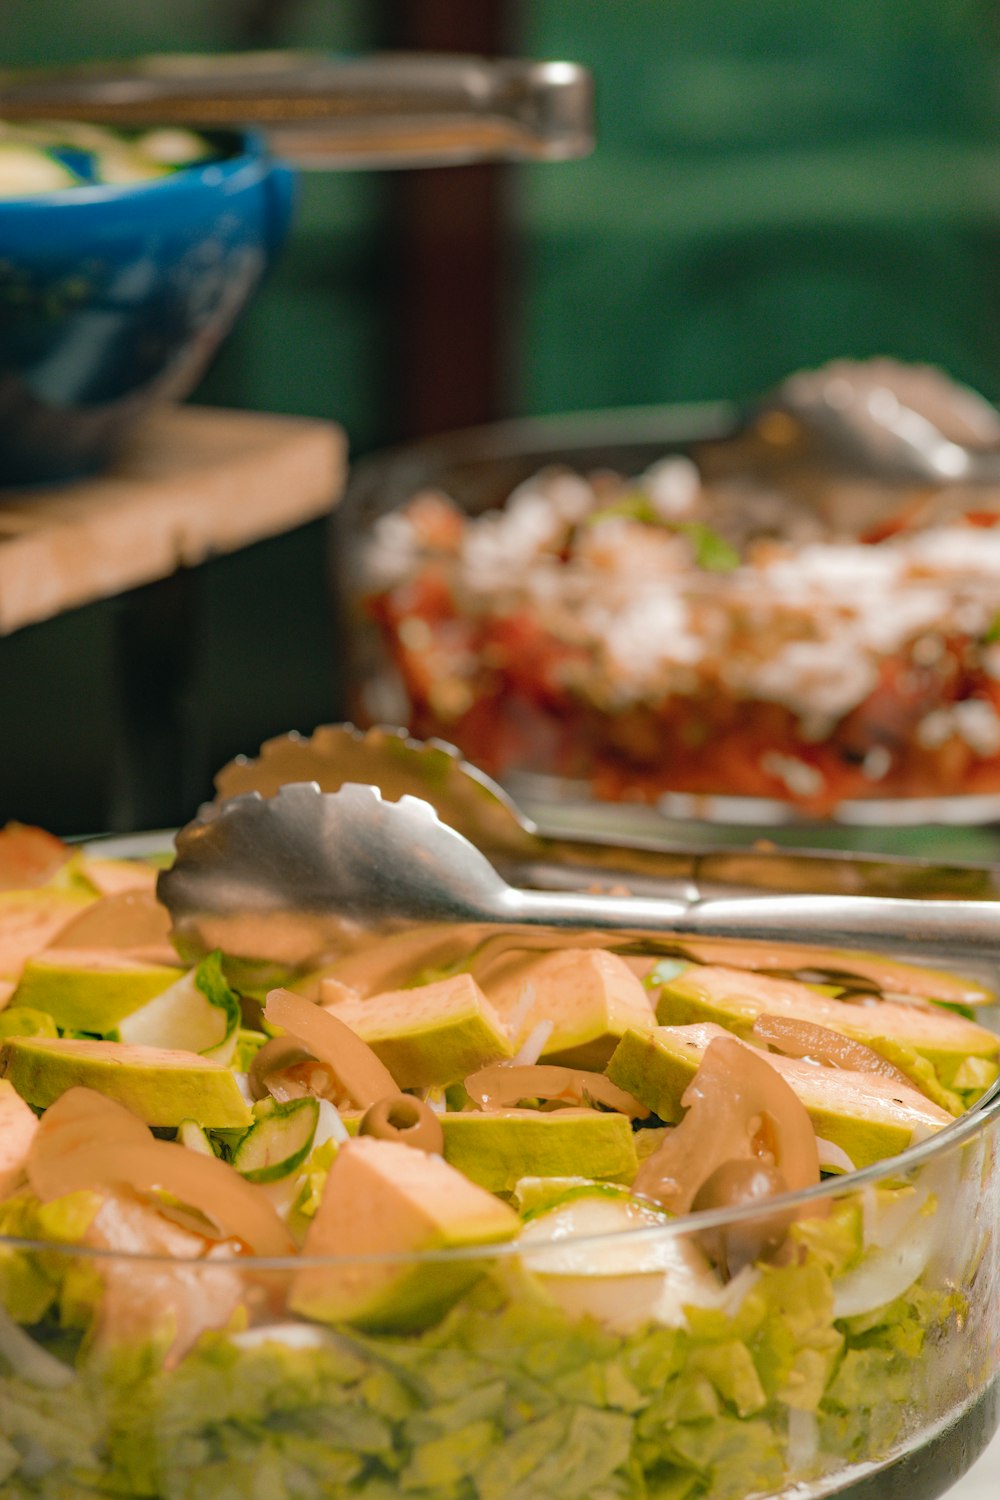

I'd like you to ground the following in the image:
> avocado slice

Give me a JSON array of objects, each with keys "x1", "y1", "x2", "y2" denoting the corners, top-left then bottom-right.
[
  {"x1": 320, "y1": 972, "x2": 512, "y2": 1088},
  {"x1": 652, "y1": 963, "x2": 999, "y2": 1106},
  {"x1": 76, "y1": 857, "x2": 158, "y2": 898},
  {"x1": 0, "y1": 889, "x2": 94, "y2": 982},
  {"x1": 290, "y1": 1135, "x2": 520, "y2": 1331},
  {"x1": 437, "y1": 1108, "x2": 639, "y2": 1194},
  {"x1": 13, "y1": 948, "x2": 187, "y2": 1033},
  {"x1": 479, "y1": 948, "x2": 655, "y2": 1069},
  {"x1": 337, "y1": 1107, "x2": 639, "y2": 1195},
  {"x1": 607, "y1": 1023, "x2": 951, "y2": 1169},
  {"x1": 0, "y1": 1036, "x2": 252, "y2": 1128},
  {"x1": 662, "y1": 939, "x2": 995, "y2": 1008}
]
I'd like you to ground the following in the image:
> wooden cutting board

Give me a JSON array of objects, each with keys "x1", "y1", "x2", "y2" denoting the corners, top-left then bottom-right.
[{"x1": 0, "y1": 405, "x2": 346, "y2": 635}]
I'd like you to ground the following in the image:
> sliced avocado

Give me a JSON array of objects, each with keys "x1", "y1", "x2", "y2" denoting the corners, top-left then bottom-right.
[
  {"x1": 437, "y1": 1108, "x2": 638, "y2": 1194},
  {"x1": 0, "y1": 889, "x2": 94, "y2": 982},
  {"x1": 607, "y1": 1023, "x2": 951, "y2": 1170},
  {"x1": 653, "y1": 963, "x2": 998, "y2": 1105},
  {"x1": 320, "y1": 972, "x2": 512, "y2": 1088},
  {"x1": 0, "y1": 1036, "x2": 252, "y2": 1128},
  {"x1": 76, "y1": 857, "x2": 158, "y2": 898},
  {"x1": 13, "y1": 948, "x2": 186, "y2": 1033},
  {"x1": 0, "y1": 1077, "x2": 38, "y2": 1195},
  {"x1": 479, "y1": 948, "x2": 655, "y2": 1069},
  {"x1": 0, "y1": 1006, "x2": 58, "y2": 1040},
  {"x1": 667, "y1": 939, "x2": 995, "y2": 1008},
  {"x1": 290, "y1": 1135, "x2": 520, "y2": 1331}
]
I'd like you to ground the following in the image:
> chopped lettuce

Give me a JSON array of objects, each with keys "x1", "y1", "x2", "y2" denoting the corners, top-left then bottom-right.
[{"x1": 0, "y1": 1217, "x2": 972, "y2": 1500}]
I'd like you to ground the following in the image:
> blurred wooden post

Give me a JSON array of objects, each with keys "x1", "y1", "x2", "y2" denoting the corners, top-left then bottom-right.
[{"x1": 385, "y1": 0, "x2": 513, "y2": 439}]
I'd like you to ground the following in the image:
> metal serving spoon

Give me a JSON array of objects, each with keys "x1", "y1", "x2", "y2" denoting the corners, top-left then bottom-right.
[
  {"x1": 157, "y1": 780, "x2": 1000, "y2": 980},
  {"x1": 769, "y1": 358, "x2": 1000, "y2": 487}
]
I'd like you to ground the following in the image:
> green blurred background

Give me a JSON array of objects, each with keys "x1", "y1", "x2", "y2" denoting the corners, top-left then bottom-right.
[{"x1": 3, "y1": 0, "x2": 1000, "y2": 836}]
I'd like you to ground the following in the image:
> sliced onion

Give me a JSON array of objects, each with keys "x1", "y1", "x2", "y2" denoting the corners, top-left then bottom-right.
[
  {"x1": 464, "y1": 1061, "x2": 647, "y2": 1117},
  {"x1": 832, "y1": 1218, "x2": 938, "y2": 1319},
  {"x1": 634, "y1": 1035, "x2": 821, "y2": 1216},
  {"x1": 0, "y1": 1306, "x2": 74, "y2": 1389},
  {"x1": 510, "y1": 1020, "x2": 554, "y2": 1067},
  {"x1": 264, "y1": 988, "x2": 397, "y2": 1108},
  {"x1": 314, "y1": 1099, "x2": 350, "y2": 1147},
  {"x1": 32, "y1": 1138, "x2": 294, "y2": 1257},
  {"x1": 752, "y1": 1014, "x2": 915, "y2": 1093},
  {"x1": 506, "y1": 981, "x2": 539, "y2": 1045},
  {"x1": 815, "y1": 1137, "x2": 856, "y2": 1174},
  {"x1": 787, "y1": 1409, "x2": 819, "y2": 1473}
]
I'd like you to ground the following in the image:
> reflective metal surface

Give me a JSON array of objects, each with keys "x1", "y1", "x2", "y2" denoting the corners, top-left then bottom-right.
[
  {"x1": 775, "y1": 358, "x2": 1000, "y2": 487},
  {"x1": 158, "y1": 778, "x2": 1000, "y2": 982},
  {"x1": 212, "y1": 724, "x2": 1000, "y2": 899},
  {"x1": 0, "y1": 53, "x2": 594, "y2": 169}
]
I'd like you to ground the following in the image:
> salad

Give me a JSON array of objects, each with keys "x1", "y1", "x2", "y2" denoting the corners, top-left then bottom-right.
[
  {"x1": 360, "y1": 447, "x2": 1000, "y2": 815},
  {"x1": 0, "y1": 121, "x2": 218, "y2": 197},
  {"x1": 0, "y1": 820, "x2": 998, "y2": 1499}
]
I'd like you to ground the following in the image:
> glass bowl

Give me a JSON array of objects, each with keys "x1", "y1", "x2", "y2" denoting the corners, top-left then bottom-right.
[
  {"x1": 1, "y1": 1077, "x2": 997, "y2": 1500},
  {"x1": 335, "y1": 405, "x2": 1000, "y2": 833}
]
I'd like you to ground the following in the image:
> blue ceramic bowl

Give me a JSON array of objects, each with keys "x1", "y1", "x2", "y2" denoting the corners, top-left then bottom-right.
[{"x1": 0, "y1": 130, "x2": 295, "y2": 486}]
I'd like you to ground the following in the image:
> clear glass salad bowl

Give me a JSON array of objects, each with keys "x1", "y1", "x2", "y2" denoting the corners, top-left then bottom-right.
[
  {"x1": 0, "y1": 1033, "x2": 996, "y2": 1500},
  {"x1": 3, "y1": 815, "x2": 1000, "y2": 1500}
]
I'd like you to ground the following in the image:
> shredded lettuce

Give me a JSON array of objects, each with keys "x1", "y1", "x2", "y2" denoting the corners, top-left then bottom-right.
[{"x1": 0, "y1": 1185, "x2": 976, "y2": 1499}]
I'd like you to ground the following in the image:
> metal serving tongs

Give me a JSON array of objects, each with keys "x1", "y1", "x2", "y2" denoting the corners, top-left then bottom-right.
[
  {"x1": 156, "y1": 726, "x2": 1000, "y2": 986},
  {"x1": 158, "y1": 779, "x2": 1000, "y2": 979},
  {"x1": 208, "y1": 725, "x2": 1000, "y2": 900},
  {"x1": 0, "y1": 51, "x2": 593, "y2": 169}
]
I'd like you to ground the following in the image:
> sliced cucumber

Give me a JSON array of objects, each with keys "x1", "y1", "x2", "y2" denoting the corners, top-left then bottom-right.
[
  {"x1": 233, "y1": 1098, "x2": 320, "y2": 1184},
  {"x1": 118, "y1": 952, "x2": 240, "y2": 1064},
  {"x1": 177, "y1": 1119, "x2": 216, "y2": 1157},
  {"x1": 234, "y1": 1028, "x2": 269, "y2": 1071},
  {"x1": 513, "y1": 1175, "x2": 635, "y2": 1218}
]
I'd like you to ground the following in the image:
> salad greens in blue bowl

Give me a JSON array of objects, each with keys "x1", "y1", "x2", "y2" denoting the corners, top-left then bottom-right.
[
  {"x1": 0, "y1": 820, "x2": 997, "y2": 1500},
  {"x1": 0, "y1": 121, "x2": 294, "y2": 486}
]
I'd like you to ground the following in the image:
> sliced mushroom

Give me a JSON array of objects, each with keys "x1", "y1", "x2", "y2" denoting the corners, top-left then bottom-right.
[
  {"x1": 28, "y1": 1089, "x2": 293, "y2": 1257},
  {"x1": 264, "y1": 988, "x2": 398, "y2": 1109},
  {"x1": 752, "y1": 1014, "x2": 916, "y2": 1093},
  {"x1": 464, "y1": 1061, "x2": 647, "y2": 1118}
]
